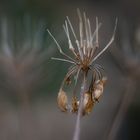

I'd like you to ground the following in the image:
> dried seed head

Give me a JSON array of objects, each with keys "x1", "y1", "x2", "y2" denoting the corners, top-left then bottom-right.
[
  {"x1": 71, "y1": 96, "x2": 79, "y2": 113},
  {"x1": 82, "y1": 92, "x2": 95, "y2": 115},
  {"x1": 48, "y1": 8, "x2": 116, "y2": 116},
  {"x1": 57, "y1": 89, "x2": 68, "y2": 112},
  {"x1": 92, "y1": 77, "x2": 107, "y2": 102}
]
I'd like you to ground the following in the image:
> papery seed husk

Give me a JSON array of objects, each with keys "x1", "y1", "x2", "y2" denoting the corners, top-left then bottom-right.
[
  {"x1": 57, "y1": 89, "x2": 68, "y2": 112},
  {"x1": 93, "y1": 77, "x2": 107, "y2": 101},
  {"x1": 65, "y1": 77, "x2": 71, "y2": 85},
  {"x1": 71, "y1": 96, "x2": 79, "y2": 113},
  {"x1": 101, "y1": 77, "x2": 107, "y2": 85},
  {"x1": 82, "y1": 92, "x2": 95, "y2": 116},
  {"x1": 93, "y1": 85, "x2": 103, "y2": 101}
]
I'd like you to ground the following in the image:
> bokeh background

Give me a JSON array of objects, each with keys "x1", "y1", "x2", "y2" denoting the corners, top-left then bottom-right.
[{"x1": 0, "y1": 0, "x2": 140, "y2": 140}]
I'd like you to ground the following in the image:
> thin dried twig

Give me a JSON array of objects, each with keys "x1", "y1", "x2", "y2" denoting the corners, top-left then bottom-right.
[{"x1": 73, "y1": 72, "x2": 87, "y2": 140}]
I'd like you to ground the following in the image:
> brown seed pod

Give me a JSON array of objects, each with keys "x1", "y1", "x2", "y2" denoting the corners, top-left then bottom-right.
[
  {"x1": 57, "y1": 89, "x2": 68, "y2": 112},
  {"x1": 65, "y1": 77, "x2": 72, "y2": 85},
  {"x1": 82, "y1": 92, "x2": 95, "y2": 116},
  {"x1": 71, "y1": 96, "x2": 79, "y2": 113},
  {"x1": 101, "y1": 77, "x2": 107, "y2": 86},
  {"x1": 93, "y1": 77, "x2": 107, "y2": 102}
]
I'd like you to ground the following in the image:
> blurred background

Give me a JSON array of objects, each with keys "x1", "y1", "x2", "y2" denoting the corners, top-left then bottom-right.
[{"x1": 0, "y1": 0, "x2": 140, "y2": 140}]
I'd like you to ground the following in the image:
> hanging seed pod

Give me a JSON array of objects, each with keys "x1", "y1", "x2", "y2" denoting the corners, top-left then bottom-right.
[
  {"x1": 57, "y1": 89, "x2": 68, "y2": 112},
  {"x1": 92, "y1": 77, "x2": 107, "y2": 102},
  {"x1": 101, "y1": 77, "x2": 107, "y2": 85},
  {"x1": 71, "y1": 96, "x2": 79, "y2": 113},
  {"x1": 82, "y1": 92, "x2": 95, "y2": 116},
  {"x1": 65, "y1": 77, "x2": 72, "y2": 85}
]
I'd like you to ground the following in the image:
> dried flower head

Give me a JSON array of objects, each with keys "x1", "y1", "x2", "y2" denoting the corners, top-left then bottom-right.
[{"x1": 48, "y1": 9, "x2": 117, "y2": 115}]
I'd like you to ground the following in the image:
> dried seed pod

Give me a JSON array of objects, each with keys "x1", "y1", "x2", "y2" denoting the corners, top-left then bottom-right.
[
  {"x1": 102, "y1": 77, "x2": 107, "y2": 85},
  {"x1": 82, "y1": 92, "x2": 95, "y2": 116},
  {"x1": 65, "y1": 77, "x2": 72, "y2": 85},
  {"x1": 57, "y1": 89, "x2": 68, "y2": 112},
  {"x1": 93, "y1": 77, "x2": 107, "y2": 102},
  {"x1": 71, "y1": 96, "x2": 79, "y2": 113}
]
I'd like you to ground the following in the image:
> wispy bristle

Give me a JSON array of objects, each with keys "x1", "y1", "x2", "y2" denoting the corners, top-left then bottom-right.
[
  {"x1": 84, "y1": 12, "x2": 90, "y2": 48},
  {"x1": 48, "y1": 29, "x2": 77, "y2": 63},
  {"x1": 66, "y1": 16, "x2": 78, "y2": 42},
  {"x1": 51, "y1": 57, "x2": 76, "y2": 64},
  {"x1": 76, "y1": 9, "x2": 85, "y2": 59},
  {"x1": 90, "y1": 18, "x2": 118, "y2": 64},
  {"x1": 87, "y1": 19, "x2": 92, "y2": 47},
  {"x1": 63, "y1": 20, "x2": 74, "y2": 50},
  {"x1": 77, "y1": 8, "x2": 83, "y2": 48},
  {"x1": 91, "y1": 22, "x2": 102, "y2": 43},
  {"x1": 47, "y1": 29, "x2": 63, "y2": 53},
  {"x1": 96, "y1": 17, "x2": 99, "y2": 45}
]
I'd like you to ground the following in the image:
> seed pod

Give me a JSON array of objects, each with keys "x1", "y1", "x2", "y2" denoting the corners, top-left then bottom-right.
[
  {"x1": 93, "y1": 77, "x2": 107, "y2": 102},
  {"x1": 71, "y1": 96, "x2": 79, "y2": 113},
  {"x1": 65, "y1": 77, "x2": 71, "y2": 85},
  {"x1": 101, "y1": 77, "x2": 107, "y2": 85},
  {"x1": 57, "y1": 89, "x2": 68, "y2": 112},
  {"x1": 82, "y1": 92, "x2": 95, "y2": 116}
]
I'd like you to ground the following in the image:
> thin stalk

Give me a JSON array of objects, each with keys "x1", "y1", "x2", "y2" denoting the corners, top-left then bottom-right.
[{"x1": 73, "y1": 72, "x2": 87, "y2": 140}]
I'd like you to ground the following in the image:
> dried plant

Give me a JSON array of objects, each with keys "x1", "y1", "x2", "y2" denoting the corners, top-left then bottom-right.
[{"x1": 48, "y1": 9, "x2": 117, "y2": 140}]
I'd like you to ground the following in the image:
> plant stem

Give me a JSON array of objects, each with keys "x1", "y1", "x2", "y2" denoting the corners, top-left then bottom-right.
[{"x1": 73, "y1": 72, "x2": 87, "y2": 140}]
